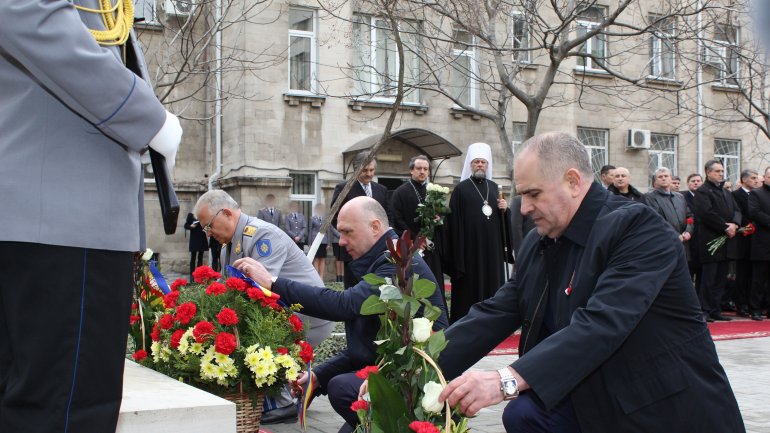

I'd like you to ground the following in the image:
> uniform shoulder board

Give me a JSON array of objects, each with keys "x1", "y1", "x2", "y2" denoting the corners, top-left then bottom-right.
[{"x1": 243, "y1": 226, "x2": 257, "y2": 237}]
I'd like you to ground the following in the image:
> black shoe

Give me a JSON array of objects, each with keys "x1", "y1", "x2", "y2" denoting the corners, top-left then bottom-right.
[
  {"x1": 751, "y1": 313, "x2": 764, "y2": 321},
  {"x1": 710, "y1": 313, "x2": 733, "y2": 321},
  {"x1": 704, "y1": 313, "x2": 714, "y2": 323},
  {"x1": 722, "y1": 301, "x2": 737, "y2": 312},
  {"x1": 261, "y1": 404, "x2": 298, "y2": 425}
]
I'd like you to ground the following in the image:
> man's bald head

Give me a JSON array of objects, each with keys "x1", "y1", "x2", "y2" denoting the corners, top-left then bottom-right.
[
  {"x1": 337, "y1": 196, "x2": 390, "y2": 259},
  {"x1": 613, "y1": 167, "x2": 631, "y2": 192}
]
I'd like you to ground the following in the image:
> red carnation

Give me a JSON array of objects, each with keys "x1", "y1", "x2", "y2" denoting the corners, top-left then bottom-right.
[
  {"x1": 159, "y1": 313, "x2": 174, "y2": 330},
  {"x1": 214, "y1": 332, "x2": 237, "y2": 355},
  {"x1": 247, "y1": 287, "x2": 265, "y2": 302},
  {"x1": 174, "y1": 302, "x2": 197, "y2": 325},
  {"x1": 205, "y1": 282, "x2": 227, "y2": 296},
  {"x1": 193, "y1": 321, "x2": 215, "y2": 343},
  {"x1": 268, "y1": 301, "x2": 282, "y2": 311},
  {"x1": 409, "y1": 421, "x2": 441, "y2": 433},
  {"x1": 170, "y1": 329, "x2": 185, "y2": 349},
  {"x1": 129, "y1": 315, "x2": 141, "y2": 326},
  {"x1": 163, "y1": 291, "x2": 181, "y2": 309},
  {"x1": 297, "y1": 340, "x2": 314, "y2": 364},
  {"x1": 131, "y1": 303, "x2": 138, "y2": 310},
  {"x1": 132, "y1": 350, "x2": 148, "y2": 362},
  {"x1": 216, "y1": 308, "x2": 239, "y2": 326},
  {"x1": 225, "y1": 277, "x2": 248, "y2": 292},
  {"x1": 170, "y1": 278, "x2": 188, "y2": 291},
  {"x1": 686, "y1": 217, "x2": 694, "y2": 225},
  {"x1": 350, "y1": 400, "x2": 369, "y2": 412},
  {"x1": 192, "y1": 266, "x2": 221, "y2": 283},
  {"x1": 289, "y1": 315, "x2": 303, "y2": 332},
  {"x1": 742, "y1": 223, "x2": 756, "y2": 236},
  {"x1": 355, "y1": 365, "x2": 379, "y2": 380},
  {"x1": 151, "y1": 323, "x2": 160, "y2": 341},
  {"x1": 277, "y1": 347, "x2": 289, "y2": 355}
]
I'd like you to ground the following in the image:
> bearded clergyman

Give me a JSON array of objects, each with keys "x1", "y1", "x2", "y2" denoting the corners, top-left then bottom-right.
[{"x1": 444, "y1": 142, "x2": 513, "y2": 323}]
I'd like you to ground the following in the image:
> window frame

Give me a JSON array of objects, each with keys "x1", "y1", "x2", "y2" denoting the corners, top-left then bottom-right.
[
  {"x1": 648, "y1": 133, "x2": 678, "y2": 188},
  {"x1": 648, "y1": 16, "x2": 676, "y2": 80},
  {"x1": 577, "y1": 126, "x2": 609, "y2": 183},
  {"x1": 134, "y1": 0, "x2": 158, "y2": 25},
  {"x1": 287, "y1": 7, "x2": 318, "y2": 95},
  {"x1": 449, "y1": 29, "x2": 478, "y2": 109},
  {"x1": 710, "y1": 25, "x2": 740, "y2": 87},
  {"x1": 575, "y1": 7, "x2": 608, "y2": 72},
  {"x1": 714, "y1": 139, "x2": 741, "y2": 184},
  {"x1": 511, "y1": 122, "x2": 528, "y2": 156},
  {"x1": 511, "y1": 10, "x2": 531, "y2": 64}
]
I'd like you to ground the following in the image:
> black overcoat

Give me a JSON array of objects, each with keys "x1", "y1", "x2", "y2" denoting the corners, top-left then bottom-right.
[
  {"x1": 440, "y1": 184, "x2": 744, "y2": 433},
  {"x1": 693, "y1": 180, "x2": 741, "y2": 263},
  {"x1": 749, "y1": 184, "x2": 770, "y2": 261}
]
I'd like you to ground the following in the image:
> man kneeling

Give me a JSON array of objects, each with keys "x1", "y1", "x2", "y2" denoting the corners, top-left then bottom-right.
[{"x1": 237, "y1": 197, "x2": 449, "y2": 433}]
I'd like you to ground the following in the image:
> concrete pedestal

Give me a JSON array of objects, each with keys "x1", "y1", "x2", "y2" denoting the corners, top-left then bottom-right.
[{"x1": 117, "y1": 360, "x2": 235, "y2": 433}]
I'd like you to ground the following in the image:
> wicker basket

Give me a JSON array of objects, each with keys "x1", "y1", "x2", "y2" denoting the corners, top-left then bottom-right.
[{"x1": 221, "y1": 388, "x2": 265, "y2": 433}]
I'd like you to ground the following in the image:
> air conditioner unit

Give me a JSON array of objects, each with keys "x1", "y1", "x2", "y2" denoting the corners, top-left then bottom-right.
[
  {"x1": 165, "y1": 0, "x2": 194, "y2": 17},
  {"x1": 627, "y1": 128, "x2": 651, "y2": 149}
]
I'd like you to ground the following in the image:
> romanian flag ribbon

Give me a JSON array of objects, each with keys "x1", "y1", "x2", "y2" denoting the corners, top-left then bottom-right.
[
  {"x1": 148, "y1": 260, "x2": 171, "y2": 294},
  {"x1": 298, "y1": 361, "x2": 314, "y2": 431}
]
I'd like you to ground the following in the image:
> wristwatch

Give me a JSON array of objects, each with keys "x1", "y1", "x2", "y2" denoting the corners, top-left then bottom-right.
[{"x1": 498, "y1": 368, "x2": 519, "y2": 401}]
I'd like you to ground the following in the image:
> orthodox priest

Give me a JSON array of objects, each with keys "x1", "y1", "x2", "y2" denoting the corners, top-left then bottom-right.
[
  {"x1": 445, "y1": 143, "x2": 513, "y2": 323},
  {"x1": 390, "y1": 155, "x2": 445, "y2": 303}
]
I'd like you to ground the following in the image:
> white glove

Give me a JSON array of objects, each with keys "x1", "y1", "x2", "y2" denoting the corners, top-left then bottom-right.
[{"x1": 148, "y1": 110, "x2": 182, "y2": 174}]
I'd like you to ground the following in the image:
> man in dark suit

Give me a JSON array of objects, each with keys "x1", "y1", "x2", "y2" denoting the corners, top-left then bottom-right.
[
  {"x1": 438, "y1": 133, "x2": 743, "y2": 433},
  {"x1": 331, "y1": 151, "x2": 393, "y2": 289},
  {"x1": 237, "y1": 197, "x2": 447, "y2": 433},
  {"x1": 749, "y1": 167, "x2": 770, "y2": 320},
  {"x1": 257, "y1": 194, "x2": 283, "y2": 227},
  {"x1": 694, "y1": 160, "x2": 742, "y2": 321},
  {"x1": 731, "y1": 169, "x2": 760, "y2": 317},
  {"x1": 685, "y1": 173, "x2": 703, "y2": 293}
]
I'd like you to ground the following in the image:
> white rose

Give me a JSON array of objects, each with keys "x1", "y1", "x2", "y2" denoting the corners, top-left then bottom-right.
[
  {"x1": 411, "y1": 317, "x2": 433, "y2": 343},
  {"x1": 426, "y1": 183, "x2": 437, "y2": 192},
  {"x1": 142, "y1": 249, "x2": 154, "y2": 261},
  {"x1": 421, "y1": 381, "x2": 444, "y2": 413}
]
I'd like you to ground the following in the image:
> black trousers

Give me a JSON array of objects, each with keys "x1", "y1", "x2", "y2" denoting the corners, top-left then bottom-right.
[
  {"x1": 750, "y1": 261, "x2": 770, "y2": 313},
  {"x1": 700, "y1": 261, "x2": 729, "y2": 315},
  {"x1": 326, "y1": 372, "x2": 363, "y2": 433},
  {"x1": 733, "y1": 260, "x2": 752, "y2": 308},
  {"x1": 0, "y1": 242, "x2": 133, "y2": 433},
  {"x1": 189, "y1": 250, "x2": 205, "y2": 276}
]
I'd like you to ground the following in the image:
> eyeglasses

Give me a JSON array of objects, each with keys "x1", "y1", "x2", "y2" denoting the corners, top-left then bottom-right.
[{"x1": 202, "y1": 209, "x2": 224, "y2": 234}]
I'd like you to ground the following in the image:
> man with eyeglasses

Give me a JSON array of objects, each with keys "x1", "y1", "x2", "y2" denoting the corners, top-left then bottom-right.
[{"x1": 193, "y1": 190, "x2": 333, "y2": 424}]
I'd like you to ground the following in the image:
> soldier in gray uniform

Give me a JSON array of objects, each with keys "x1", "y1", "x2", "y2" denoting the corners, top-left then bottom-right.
[
  {"x1": 284, "y1": 201, "x2": 307, "y2": 250},
  {"x1": 0, "y1": 0, "x2": 182, "y2": 431},
  {"x1": 194, "y1": 190, "x2": 333, "y2": 424},
  {"x1": 257, "y1": 193, "x2": 283, "y2": 227}
]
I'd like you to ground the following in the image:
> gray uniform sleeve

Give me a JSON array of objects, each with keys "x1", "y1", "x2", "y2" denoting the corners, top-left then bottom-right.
[
  {"x1": 246, "y1": 232, "x2": 290, "y2": 276},
  {"x1": 0, "y1": 0, "x2": 166, "y2": 151}
]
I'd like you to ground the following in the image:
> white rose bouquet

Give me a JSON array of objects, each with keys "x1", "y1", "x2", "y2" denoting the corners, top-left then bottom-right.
[{"x1": 415, "y1": 183, "x2": 451, "y2": 249}]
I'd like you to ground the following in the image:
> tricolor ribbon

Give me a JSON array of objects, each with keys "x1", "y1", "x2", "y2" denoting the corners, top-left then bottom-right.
[
  {"x1": 298, "y1": 361, "x2": 314, "y2": 431},
  {"x1": 148, "y1": 260, "x2": 171, "y2": 294},
  {"x1": 225, "y1": 265, "x2": 284, "y2": 306}
]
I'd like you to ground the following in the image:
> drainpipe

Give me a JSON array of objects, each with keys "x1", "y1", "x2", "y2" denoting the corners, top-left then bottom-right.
[
  {"x1": 696, "y1": 0, "x2": 704, "y2": 172},
  {"x1": 208, "y1": 0, "x2": 222, "y2": 190}
]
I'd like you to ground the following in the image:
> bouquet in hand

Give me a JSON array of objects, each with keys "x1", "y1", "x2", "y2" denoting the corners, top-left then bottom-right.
[
  {"x1": 352, "y1": 231, "x2": 469, "y2": 433},
  {"x1": 129, "y1": 265, "x2": 313, "y2": 397},
  {"x1": 707, "y1": 223, "x2": 755, "y2": 255},
  {"x1": 415, "y1": 183, "x2": 451, "y2": 249}
]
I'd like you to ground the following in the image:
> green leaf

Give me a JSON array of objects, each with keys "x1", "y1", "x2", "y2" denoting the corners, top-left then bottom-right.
[
  {"x1": 379, "y1": 284, "x2": 403, "y2": 301},
  {"x1": 360, "y1": 295, "x2": 387, "y2": 315},
  {"x1": 427, "y1": 331, "x2": 447, "y2": 358},
  {"x1": 363, "y1": 273, "x2": 387, "y2": 286},
  {"x1": 369, "y1": 373, "x2": 408, "y2": 432},
  {"x1": 412, "y1": 277, "x2": 436, "y2": 299},
  {"x1": 422, "y1": 305, "x2": 442, "y2": 322},
  {"x1": 395, "y1": 346, "x2": 407, "y2": 355}
]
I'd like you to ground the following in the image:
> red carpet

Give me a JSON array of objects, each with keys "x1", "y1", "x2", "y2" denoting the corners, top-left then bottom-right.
[{"x1": 488, "y1": 316, "x2": 770, "y2": 356}]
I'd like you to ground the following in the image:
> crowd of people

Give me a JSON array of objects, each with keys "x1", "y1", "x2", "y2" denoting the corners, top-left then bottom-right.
[{"x1": 595, "y1": 163, "x2": 770, "y2": 322}]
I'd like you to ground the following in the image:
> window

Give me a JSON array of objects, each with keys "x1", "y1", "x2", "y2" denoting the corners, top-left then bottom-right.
[
  {"x1": 649, "y1": 16, "x2": 676, "y2": 79},
  {"x1": 714, "y1": 139, "x2": 741, "y2": 184},
  {"x1": 511, "y1": 122, "x2": 528, "y2": 156},
  {"x1": 705, "y1": 24, "x2": 739, "y2": 86},
  {"x1": 288, "y1": 8, "x2": 317, "y2": 94},
  {"x1": 134, "y1": 0, "x2": 157, "y2": 24},
  {"x1": 449, "y1": 30, "x2": 477, "y2": 107},
  {"x1": 577, "y1": 127, "x2": 608, "y2": 183},
  {"x1": 353, "y1": 15, "x2": 421, "y2": 104},
  {"x1": 512, "y1": 11, "x2": 531, "y2": 63},
  {"x1": 648, "y1": 134, "x2": 677, "y2": 188},
  {"x1": 576, "y1": 6, "x2": 607, "y2": 71},
  {"x1": 289, "y1": 172, "x2": 317, "y2": 227}
]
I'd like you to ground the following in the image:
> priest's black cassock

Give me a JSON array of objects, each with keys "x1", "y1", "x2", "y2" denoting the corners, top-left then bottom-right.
[
  {"x1": 390, "y1": 179, "x2": 445, "y2": 304},
  {"x1": 445, "y1": 176, "x2": 513, "y2": 323}
]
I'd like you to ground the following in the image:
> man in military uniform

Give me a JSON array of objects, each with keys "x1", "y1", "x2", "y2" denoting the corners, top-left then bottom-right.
[
  {"x1": 194, "y1": 190, "x2": 333, "y2": 424},
  {"x1": 257, "y1": 193, "x2": 283, "y2": 226},
  {"x1": 0, "y1": 1, "x2": 182, "y2": 431},
  {"x1": 284, "y1": 201, "x2": 307, "y2": 250}
]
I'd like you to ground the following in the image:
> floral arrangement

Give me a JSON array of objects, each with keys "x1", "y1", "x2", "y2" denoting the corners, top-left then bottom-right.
[
  {"x1": 707, "y1": 223, "x2": 755, "y2": 255},
  {"x1": 129, "y1": 264, "x2": 313, "y2": 397},
  {"x1": 351, "y1": 231, "x2": 468, "y2": 433},
  {"x1": 415, "y1": 183, "x2": 451, "y2": 249},
  {"x1": 129, "y1": 249, "x2": 170, "y2": 360}
]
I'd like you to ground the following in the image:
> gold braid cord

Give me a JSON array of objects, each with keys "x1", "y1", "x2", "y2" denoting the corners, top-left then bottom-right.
[{"x1": 74, "y1": 0, "x2": 134, "y2": 46}]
